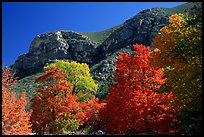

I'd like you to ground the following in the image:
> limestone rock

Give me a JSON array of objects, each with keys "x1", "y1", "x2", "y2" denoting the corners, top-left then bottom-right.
[
  {"x1": 12, "y1": 30, "x2": 99, "y2": 78},
  {"x1": 11, "y1": 2, "x2": 201, "y2": 79}
]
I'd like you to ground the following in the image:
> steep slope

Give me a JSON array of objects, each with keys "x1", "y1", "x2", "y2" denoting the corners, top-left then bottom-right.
[
  {"x1": 8, "y1": 2, "x2": 202, "y2": 135},
  {"x1": 11, "y1": 30, "x2": 99, "y2": 78},
  {"x1": 11, "y1": 2, "x2": 201, "y2": 80},
  {"x1": 90, "y1": 2, "x2": 202, "y2": 96},
  {"x1": 11, "y1": 2, "x2": 201, "y2": 98},
  {"x1": 79, "y1": 24, "x2": 123, "y2": 44},
  {"x1": 97, "y1": 2, "x2": 201, "y2": 60}
]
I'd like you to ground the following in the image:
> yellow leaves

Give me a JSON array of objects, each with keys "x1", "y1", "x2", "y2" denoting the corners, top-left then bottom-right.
[
  {"x1": 153, "y1": 48, "x2": 160, "y2": 53},
  {"x1": 160, "y1": 26, "x2": 169, "y2": 34},
  {"x1": 149, "y1": 12, "x2": 202, "y2": 111},
  {"x1": 44, "y1": 60, "x2": 98, "y2": 102},
  {"x1": 169, "y1": 14, "x2": 186, "y2": 27}
]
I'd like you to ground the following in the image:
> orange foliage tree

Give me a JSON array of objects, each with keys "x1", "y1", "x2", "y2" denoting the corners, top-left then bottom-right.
[
  {"x1": 150, "y1": 14, "x2": 188, "y2": 69},
  {"x1": 98, "y1": 44, "x2": 182, "y2": 135},
  {"x1": 150, "y1": 13, "x2": 202, "y2": 106},
  {"x1": 2, "y1": 67, "x2": 32, "y2": 135},
  {"x1": 30, "y1": 68, "x2": 104, "y2": 134},
  {"x1": 150, "y1": 13, "x2": 202, "y2": 134}
]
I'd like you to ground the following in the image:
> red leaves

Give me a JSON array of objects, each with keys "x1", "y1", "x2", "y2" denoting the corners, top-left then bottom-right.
[
  {"x1": 133, "y1": 44, "x2": 152, "y2": 57},
  {"x1": 98, "y1": 44, "x2": 181, "y2": 134},
  {"x1": 35, "y1": 67, "x2": 66, "y2": 83},
  {"x1": 2, "y1": 68, "x2": 32, "y2": 135},
  {"x1": 31, "y1": 68, "x2": 76, "y2": 134},
  {"x1": 30, "y1": 68, "x2": 104, "y2": 134}
]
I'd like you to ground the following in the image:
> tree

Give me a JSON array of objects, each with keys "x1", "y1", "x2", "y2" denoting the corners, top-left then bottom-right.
[
  {"x1": 150, "y1": 14, "x2": 188, "y2": 69},
  {"x1": 2, "y1": 67, "x2": 32, "y2": 135},
  {"x1": 44, "y1": 60, "x2": 98, "y2": 102},
  {"x1": 30, "y1": 68, "x2": 104, "y2": 134},
  {"x1": 150, "y1": 13, "x2": 202, "y2": 135},
  {"x1": 98, "y1": 44, "x2": 182, "y2": 134},
  {"x1": 150, "y1": 13, "x2": 202, "y2": 107}
]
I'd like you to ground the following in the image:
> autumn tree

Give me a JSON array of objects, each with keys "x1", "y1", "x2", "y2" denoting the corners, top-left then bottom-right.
[
  {"x1": 150, "y1": 14, "x2": 187, "y2": 68},
  {"x1": 150, "y1": 13, "x2": 202, "y2": 106},
  {"x1": 44, "y1": 60, "x2": 98, "y2": 102},
  {"x1": 30, "y1": 68, "x2": 104, "y2": 134},
  {"x1": 2, "y1": 67, "x2": 32, "y2": 135},
  {"x1": 98, "y1": 44, "x2": 182, "y2": 135},
  {"x1": 150, "y1": 13, "x2": 202, "y2": 134}
]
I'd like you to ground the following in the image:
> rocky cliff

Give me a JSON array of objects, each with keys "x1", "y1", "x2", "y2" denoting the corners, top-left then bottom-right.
[
  {"x1": 11, "y1": 2, "x2": 201, "y2": 80},
  {"x1": 12, "y1": 30, "x2": 99, "y2": 78}
]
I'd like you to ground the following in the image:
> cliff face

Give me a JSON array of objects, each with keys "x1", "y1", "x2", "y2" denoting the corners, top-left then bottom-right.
[
  {"x1": 11, "y1": 2, "x2": 201, "y2": 79},
  {"x1": 98, "y1": 8, "x2": 169, "y2": 59},
  {"x1": 97, "y1": 2, "x2": 202, "y2": 60},
  {"x1": 12, "y1": 30, "x2": 99, "y2": 78}
]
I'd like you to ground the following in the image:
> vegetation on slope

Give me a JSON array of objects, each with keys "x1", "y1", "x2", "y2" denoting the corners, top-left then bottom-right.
[
  {"x1": 79, "y1": 24, "x2": 122, "y2": 44},
  {"x1": 11, "y1": 72, "x2": 44, "y2": 110}
]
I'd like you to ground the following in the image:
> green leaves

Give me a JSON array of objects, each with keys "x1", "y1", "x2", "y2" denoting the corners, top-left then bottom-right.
[
  {"x1": 44, "y1": 60, "x2": 98, "y2": 102},
  {"x1": 55, "y1": 114, "x2": 80, "y2": 132}
]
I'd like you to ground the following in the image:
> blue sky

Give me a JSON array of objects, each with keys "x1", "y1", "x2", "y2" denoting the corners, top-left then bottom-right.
[{"x1": 2, "y1": 2, "x2": 186, "y2": 67}]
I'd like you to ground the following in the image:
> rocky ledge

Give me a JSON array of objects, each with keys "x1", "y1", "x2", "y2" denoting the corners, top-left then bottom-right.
[
  {"x1": 11, "y1": 30, "x2": 99, "y2": 78},
  {"x1": 10, "y1": 2, "x2": 201, "y2": 79}
]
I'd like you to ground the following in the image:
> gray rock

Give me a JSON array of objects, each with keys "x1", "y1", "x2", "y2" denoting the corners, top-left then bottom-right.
[
  {"x1": 96, "y1": 2, "x2": 201, "y2": 61},
  {"x1": 10, "y1": 2, "x2": 201, "y2": 80},
  {"x1": 95, "y1": 130, "x2": 106, "y2": 135},
  {"x1": 12, "y1": 30, "x2": 99, "y2": 78}
]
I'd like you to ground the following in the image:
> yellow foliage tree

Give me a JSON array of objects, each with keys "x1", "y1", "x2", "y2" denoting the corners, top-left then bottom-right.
[{"x1": 44, "y1": 60, "x2": 98, "y2": 102}]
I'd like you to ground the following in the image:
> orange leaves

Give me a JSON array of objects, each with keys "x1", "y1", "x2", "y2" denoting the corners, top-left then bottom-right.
[
  {"x1": 150, "y1": 13, "x2": 193, "y2": 71},
  {"x1": 2, "y1": 68, "x2": 32, "y2": 135},
  {"x1": 150, "y1": 13, "x2": 202, "y2": 111},
  {"x1": 53, "y1": 81, "x2": 72, "y2": 94},
  {"x1": 2, "y1": 67, "x2": 16, "y2": 90},
  {"x1": 98, "y1": 44, "x2": 181, "y2": 134},
  {"x1": 31, "y1": 68, "x2": 75, "y2": 134},
  {"x1": 30, "y1": 68, "x2": 104, "y2": 134},
  {"x1": 150, "y1": 14, "x2": 188, "y2": 70},
  {"x1": 35, "y1": 67, "x2": 66, "y2": 83},
  {"x1": 169, "y1": 14, "x2": 186, "y2": 27},
  {"x1": 153, "y1": 48, "x2": 160, "y2": 54},
  {"x1": 133, "y1": 44, "x2": 152, "y2": 57}
]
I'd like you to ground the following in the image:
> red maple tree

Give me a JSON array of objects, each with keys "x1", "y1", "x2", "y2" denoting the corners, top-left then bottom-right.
[
  {"x1": 2, "y1": 68, "x2": 32, "y2": 135},
  {"x1": 30, "y1": 68, "x2": 104, "y2": 134},
  {"x1": 98, "y1": 44, "x2": 182, "y2": 134}
]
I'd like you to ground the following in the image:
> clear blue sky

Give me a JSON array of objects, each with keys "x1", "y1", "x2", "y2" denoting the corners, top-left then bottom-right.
[{"x1": 2, "y1": 2, "x2": 186, "y2": 67}]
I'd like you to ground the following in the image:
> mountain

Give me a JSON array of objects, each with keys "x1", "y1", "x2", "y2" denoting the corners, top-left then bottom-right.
[
  {"x1": 11, "y1": 2, "x2": 201, "y2": 80},
  {"x1": 10, "y1": 2, "x2": 201, "y2": 98}
]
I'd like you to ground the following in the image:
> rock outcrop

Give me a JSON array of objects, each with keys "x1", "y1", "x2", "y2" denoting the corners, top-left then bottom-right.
[
  {"x1": 91, "y1": 2, "x2": 201, "y2": 83},
  {"x1": 12, "y1": 30, "x2": 99, "y2": 78},
  {"x1": 11, "y1": 2, "x2": 201, "y2": 79},
  {"x1": 97, "y1": 8, "x2": 170, "y2": 60}
]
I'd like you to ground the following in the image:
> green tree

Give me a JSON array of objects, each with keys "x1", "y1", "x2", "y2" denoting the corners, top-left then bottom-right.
[{"x1": 44, "y1": 60, "x2": 98, "y2": 102}]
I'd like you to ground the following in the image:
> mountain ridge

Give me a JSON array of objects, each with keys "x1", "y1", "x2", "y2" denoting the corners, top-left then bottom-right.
[{"x1": 10, "y1": 2, "x2": 201, "y2": 79}]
